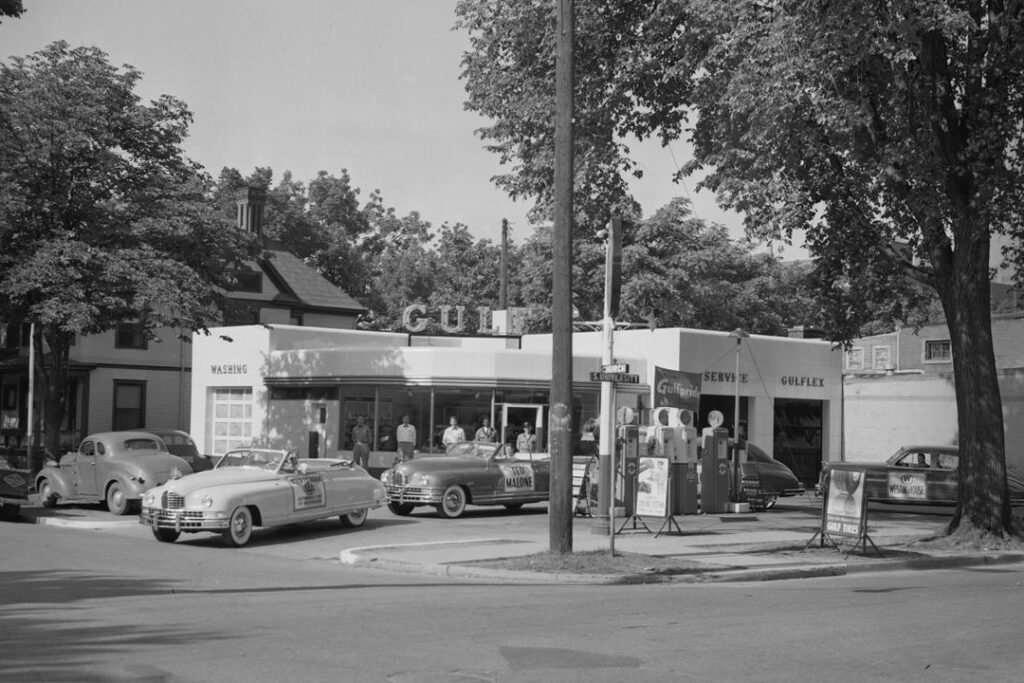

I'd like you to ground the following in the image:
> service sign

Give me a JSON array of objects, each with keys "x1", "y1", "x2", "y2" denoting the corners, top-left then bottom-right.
[
  {"x1": 500, "y1": 463, "x2": 535, "y2": 492},
  {"x1": 823, "y1": 469, "x2": 866, "y2": 538},
  {"x1": 289, "y1": 474, "x2": 326, "y2": 510}
]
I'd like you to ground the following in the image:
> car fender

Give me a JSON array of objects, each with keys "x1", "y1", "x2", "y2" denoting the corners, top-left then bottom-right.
[
  {"x1": 104, "y1": 473, "x2": 147, "y2": 500},
  {"x1": 36, "y1": 466, "x2": 74, "y2": 499}
]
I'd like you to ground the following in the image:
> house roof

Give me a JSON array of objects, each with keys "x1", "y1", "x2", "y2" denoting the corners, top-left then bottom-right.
[{"x1": 260, "y1": 249, "x2": 366, "y2": 314}]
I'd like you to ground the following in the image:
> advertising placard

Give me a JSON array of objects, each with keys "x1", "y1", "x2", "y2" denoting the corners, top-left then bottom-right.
[
  {"x1": 653, "y1": 367, "x2": 701, "y2": 414},
  {"x1": 823, "y1": 469, "x2": 866, "y2": 538},
  {"x1": 635, "y1": 457, "x2": 669, "y2": 517},
  {"x1": 887, "y1": 471, "x2": 927, "y2": 500}
]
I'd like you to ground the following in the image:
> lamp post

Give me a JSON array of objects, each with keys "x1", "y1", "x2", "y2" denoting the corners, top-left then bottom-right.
[{"x1": 729, "y1": 328, "x2": 749, "y2": 507}]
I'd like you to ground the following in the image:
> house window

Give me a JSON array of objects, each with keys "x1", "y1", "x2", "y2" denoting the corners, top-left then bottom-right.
[
  {"x1": 924, "y1": 339, "x2": 952, "y2": 363},
  {"x1": 290, "y1": 311, "x2": 304, "y2": 326},
  {"x1": 113, "y1": 381, "x2": 146, "y2": 430},
  {"x1": 846, "y1": 347, "x2": 864, "y2": 371},
  {"x1": 232, "y1": 269, "x2": 263, "y2": 293},
  {"x1": 212, "y1": 387, "x2": 253, "y2": 455},
  {"x1": 115, "y1": 323, "x2": 148, "y2": 350},
  {"x1": 873, "y1": 345, "x2": 892, "y2": 370}
]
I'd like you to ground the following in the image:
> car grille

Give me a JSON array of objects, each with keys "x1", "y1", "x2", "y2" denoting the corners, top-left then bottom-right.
[
  {"x1": 392, "y1": 472, "x2": 407, "y2": 486},
  {"x1": 162, "y1": 491, "x2": 185, "y2": 510},
  {"x1": 385, "y1": 484, "x2": 440, "y2": 503}
]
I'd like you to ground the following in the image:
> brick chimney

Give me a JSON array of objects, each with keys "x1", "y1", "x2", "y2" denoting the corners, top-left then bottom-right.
[{"x1": 235, "y1": 187, "x2": 266, "y2": 236}]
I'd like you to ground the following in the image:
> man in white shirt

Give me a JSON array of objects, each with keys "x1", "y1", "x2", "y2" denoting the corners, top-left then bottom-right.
[
  {"x1": 442, "y1": 416, "x2": 465, "y2": 449},
  {"x1": 396, "y1": 414, "x2": 416, "y2": 462}
]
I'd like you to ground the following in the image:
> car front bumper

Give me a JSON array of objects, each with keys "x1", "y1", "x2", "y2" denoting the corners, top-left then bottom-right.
[
  {"x1": 139, "y1": 507, "x2": 231, "y2": 532},
  {"x1": 385, "y1": 484, "x2": 444, "y2": 505}
]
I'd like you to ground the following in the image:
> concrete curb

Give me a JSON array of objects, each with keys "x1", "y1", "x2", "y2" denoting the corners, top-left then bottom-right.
[
  {"x1": 340, "y1": 540, "x2": 1024, "y2": 585},
  {"x1": 28, "y1": 514, "x2": 138, "y2": 530}
]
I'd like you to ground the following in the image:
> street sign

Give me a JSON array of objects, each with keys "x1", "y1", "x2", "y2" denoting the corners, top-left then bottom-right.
[
  {"x1": 601, "y1": 363, "x2": 629, "y2": 373},
  {"x1": 590, "y1": 371, "x2": 640, "y2": 384}
]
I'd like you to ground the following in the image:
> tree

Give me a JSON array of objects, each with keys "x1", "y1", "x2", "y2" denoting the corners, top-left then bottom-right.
[
  {"x1": 0, "y1": 0, "x2": 24, "y2": 23},
  {"x1": 0, "y1": 42, "x2": 255, "y2": 457},
  {"x1": 518, "y1": 198, "x2": 816, "y2": 335},
  {"x1": 456, "y1": 1, "x2": 1024, "y2": 539}
]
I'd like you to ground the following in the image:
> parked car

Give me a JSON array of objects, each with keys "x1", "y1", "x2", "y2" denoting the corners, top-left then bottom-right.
[
  {"x1": 380, "y1": 441, "x2": 551, "y2": 518},
  {"x1": 139, "y1": 449, "x2": 387, "y2": 547},
  {"x1": 737, "y1": 442, "x2": 806, "y2": 509},
  {"x1": 36, "y1": 431, "x2": 192, "y2": 515},
  {"x1": 144, "y1": 429, "x2": 214, "y2": 472},
  {"x1": 821, "y1": 445, "x2": 1024, "y2": 505}
]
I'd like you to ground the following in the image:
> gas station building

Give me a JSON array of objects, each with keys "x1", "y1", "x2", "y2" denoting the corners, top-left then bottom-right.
[{"x1": 190, "y1": 322, "x2": 842, "y2": 484}]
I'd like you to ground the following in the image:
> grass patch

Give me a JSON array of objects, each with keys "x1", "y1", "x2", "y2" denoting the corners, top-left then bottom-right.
[{"x1": 464, "y1": 549, "x2": 707, "y2": 575}]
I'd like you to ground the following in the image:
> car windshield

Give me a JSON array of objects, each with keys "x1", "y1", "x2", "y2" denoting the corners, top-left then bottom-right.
[
  {"x1": 216, "y1": 450, "x2": 284, "y2": 471},
  {"x1": 442, "y1": 442, "x2": 507, "y2": 460}
]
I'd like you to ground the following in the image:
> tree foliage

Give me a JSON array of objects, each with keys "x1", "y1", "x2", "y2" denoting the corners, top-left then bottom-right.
[
  {"x1": 456, "y1": 0, "x2": 1024, "y2": 537},
  {"x1": 0, "y1": 42, "x2": 255, "y2": 456}
]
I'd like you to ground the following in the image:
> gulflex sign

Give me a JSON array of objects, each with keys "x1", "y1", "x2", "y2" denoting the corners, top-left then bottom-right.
[{"x1": 402, "y1": 304, "x2": 494, "y2": 334}]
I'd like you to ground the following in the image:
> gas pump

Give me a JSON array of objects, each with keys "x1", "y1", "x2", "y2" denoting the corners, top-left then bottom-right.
[
  {"x1": 617, "y1": 423, "x2": 639, "y2": 516},
  {"x1": 700, "y1": 426, "x2": 732, "y2": 514},
  {"x1": 651, "y1": 407, "x2": 699, "y2": 515}
]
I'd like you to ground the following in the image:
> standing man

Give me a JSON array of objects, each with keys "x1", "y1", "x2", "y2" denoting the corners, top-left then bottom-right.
[
  {"x1": 442, "y1": 416, "x2": 465, "y2": 449},
  {"x1": 351, "y1": 415, "x2": 372, "y2": 469},
  {"x1": 516, "y1": 422, "x2": 536, "y2": 455},
  {"x1": 474, "y1": 417, "x2": 496, "y2": 442},
  {"x1": 396, "y1": 414, "x2": 416, "y2": 463}
]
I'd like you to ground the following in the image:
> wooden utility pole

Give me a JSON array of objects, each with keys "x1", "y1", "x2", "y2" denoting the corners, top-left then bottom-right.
[{"x1": 550, "y1": 0, "x2": 574, "y2": 554}]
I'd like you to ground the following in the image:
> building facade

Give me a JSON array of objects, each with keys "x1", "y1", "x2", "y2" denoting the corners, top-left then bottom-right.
[
  {"x1": 842, "y1": 312, "x2": 1024, "y2": 470},
  {"x1": 0, "y1": 188, "x2": 364, "y2": 452},
  {"x1": 189, "y1": 323, "x2": 843, "y2": 483}
]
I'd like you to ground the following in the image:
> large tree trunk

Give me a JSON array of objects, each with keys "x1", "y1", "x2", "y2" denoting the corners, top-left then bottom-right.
[
  {"x1": 37, "y1": 326, "x2": 71, "y2": 460},
  {"x1": 937, "y1": 227, "x2": 1014, "y2": 539}
]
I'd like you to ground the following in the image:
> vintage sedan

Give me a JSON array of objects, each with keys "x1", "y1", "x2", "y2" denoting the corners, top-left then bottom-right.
[
  {"x1": 36, "y1": 431, "x2": 192, "y2": 515},
  {"x1": 139, "y1": 448, "x2": 388, "y2": 546},
  {"x1": 380, "y1": 441, "x2": 551, "y2": 518},
  {"x1": 144, "y1": 429, "x2": 215, "y2": 472},
  {"x1": 737, "y1": 442, "x2": 806, "y2": 509},
  {"x1": 822, "y1": 445, "x2": 1024, "y2": 506}
]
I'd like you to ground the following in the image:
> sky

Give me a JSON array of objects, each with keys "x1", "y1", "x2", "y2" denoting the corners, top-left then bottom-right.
[{"x1": 0, "y1": 0, "x2": 803, "y2": 255}]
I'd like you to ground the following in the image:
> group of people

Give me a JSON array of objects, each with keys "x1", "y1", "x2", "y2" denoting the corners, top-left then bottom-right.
[{"x1": 350, "y1": 414, "x2": 538, "y2": 468}]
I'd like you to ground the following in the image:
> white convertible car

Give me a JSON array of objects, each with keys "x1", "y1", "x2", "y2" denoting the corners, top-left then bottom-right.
[{"x1": 139, "y1": 448, "x2": 387, "y2": 547}]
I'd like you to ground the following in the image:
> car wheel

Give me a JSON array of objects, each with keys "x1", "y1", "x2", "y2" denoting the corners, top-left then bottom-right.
[
  {"x1": 105, "y1": 482, "x2": 130, "y2": 516},
  {"x1": 0, "y1": 503, "x2": 19, "y2": 522},
  {"x1": 388, "y1": 502, "x2": 415, "y2": 516},
  {"x1": 503, "y1": 503, "x2": 523, "y2": 511},
  {"x1": 152, "y1": 527, "x2": 180, "y2": 543},
  {"x1": 222, "y1": 506, "x2": 254, "y2": 547},
  {"x1": 38, "y1": 479, "x2": 57, "y2": 508},
  {"x1": 436, "y1": 484, "x2": 467, "y2": 519},
  {"x1": 764, "y1": 495, "x2": 778, "y2": 510},
  {"x1": 339, "y1": 508, "x2": 368, "y2": 528}
]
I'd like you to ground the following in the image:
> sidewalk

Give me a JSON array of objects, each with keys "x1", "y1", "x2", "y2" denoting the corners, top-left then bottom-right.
[
  {"x1": 339, "y1": 502, "x2": 1024, "y2": 584},
  {"x1": 16, "y1": 498, "x2": 1024, "y2": 583}
]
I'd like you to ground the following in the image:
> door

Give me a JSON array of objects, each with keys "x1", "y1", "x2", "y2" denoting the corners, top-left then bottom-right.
[
  {"x1": 497, "y1": 404, "x2": 546, "y2": 453},
  {"x1": 74, "y1": 439, "x2": 99, "y2": 498}
]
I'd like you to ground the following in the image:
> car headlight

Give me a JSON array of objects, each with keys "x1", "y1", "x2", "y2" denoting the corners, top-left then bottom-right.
[
  {"x1": 380, "y1": 471, "x2": 392, "y2": 485},
  {"x1": 142, "y1": 491, "x2": 156, "y2": 507},
  {"x1": 200, "y1": 494, "x2": 215, "y2": 509}
]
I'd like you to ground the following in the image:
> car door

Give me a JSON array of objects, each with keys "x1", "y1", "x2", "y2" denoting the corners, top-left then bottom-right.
[
  {"x1": 74, "y1": 439, "x2": 99, "y2": 498},
  {"x1": 320, "y1": 462, "x2": 373, "y2": 511}
]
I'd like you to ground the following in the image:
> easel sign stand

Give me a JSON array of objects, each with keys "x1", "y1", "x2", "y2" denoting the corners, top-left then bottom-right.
[
  {"x1": 805, "y1": 468, "x2": 881, "y2": 557},
  {"x1": 619, "y1": 456, "x2": 683, "y2": 537}
]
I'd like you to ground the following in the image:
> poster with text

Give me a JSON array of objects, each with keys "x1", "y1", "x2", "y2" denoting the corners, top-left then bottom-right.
[
  {"x1": 823, "y1": 469, "x2": 866, "y2": 538},
  {"x1": 636, "y1": 457, "x2": 669, "y2": 517}
]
